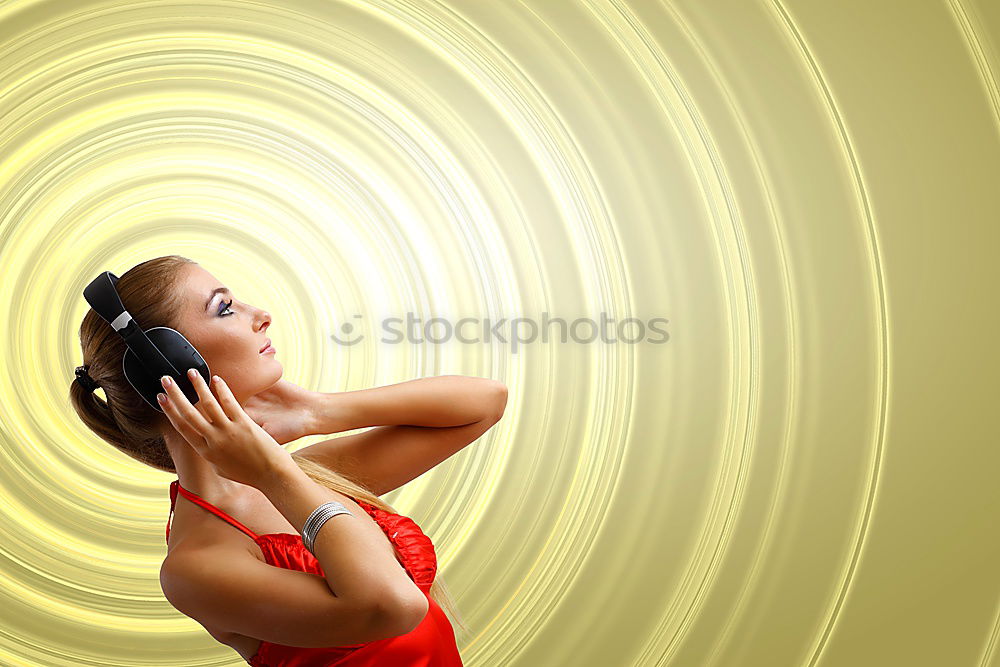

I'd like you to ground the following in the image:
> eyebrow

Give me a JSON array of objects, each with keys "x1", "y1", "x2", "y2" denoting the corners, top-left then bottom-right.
[{"x1": 204, "y1": 287, "x2": 231, "y2": 312}]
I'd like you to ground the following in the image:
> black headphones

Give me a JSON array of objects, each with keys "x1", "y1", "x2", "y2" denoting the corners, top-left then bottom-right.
[{"x1": 82, "y1": 271, "x2": 209, "y2": 413}]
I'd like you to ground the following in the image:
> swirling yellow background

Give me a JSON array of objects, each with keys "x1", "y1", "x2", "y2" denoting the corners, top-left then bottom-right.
[{"x1": 1, "y1": 1, "x2": 996, "y2": 665}]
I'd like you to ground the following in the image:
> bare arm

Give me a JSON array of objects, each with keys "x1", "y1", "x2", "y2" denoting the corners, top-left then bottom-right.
[
  {"x1": 295, "y1": 376, "x2": 507, "y2": 495},
  {"x1": 306, "y1": 375, "x2": 507, "y2": 434},
  {"x1": 161, "y1": 461, "x2": 428, "y2": 646},
  {"x1": 261, "y1": 461, "x2": 426, "y2": 604},
  {"x1": 161, "y1": 548, "x2": 411, "y2": 648}
]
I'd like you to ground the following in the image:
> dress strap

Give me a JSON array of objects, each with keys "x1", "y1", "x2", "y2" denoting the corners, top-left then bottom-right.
[{"x1": 167, "y1": 479, "x2": 260, "y2": 543}]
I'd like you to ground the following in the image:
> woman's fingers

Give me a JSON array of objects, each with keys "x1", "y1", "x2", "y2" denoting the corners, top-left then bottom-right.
[
  {"x1": 160, "y1": 374, "x2": 212, "y2": 435},
  {"x1": 185, "y1": 369, "x2": 229, "y2": 424},
  {"x1": 158, "y1": 386, "x2": 208, "y2": 452},
  {"x1": 209, "y1": 375, "x2": 244, "y2": 422}
]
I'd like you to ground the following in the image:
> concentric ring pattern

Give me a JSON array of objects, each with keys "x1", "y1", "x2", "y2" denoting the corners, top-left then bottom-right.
[{"x1": 1, "y1": 1, "x2": 997, "y2": 666}]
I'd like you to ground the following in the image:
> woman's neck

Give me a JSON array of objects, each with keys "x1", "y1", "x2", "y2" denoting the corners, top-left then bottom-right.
[{"x1": 164, "y1": 431, "x2": 247, "y2": 502}]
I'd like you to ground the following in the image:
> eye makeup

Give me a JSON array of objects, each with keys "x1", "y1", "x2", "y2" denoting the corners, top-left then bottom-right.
[{"x1": 218, "y1": 299, "x2": 235, "y2": 316}]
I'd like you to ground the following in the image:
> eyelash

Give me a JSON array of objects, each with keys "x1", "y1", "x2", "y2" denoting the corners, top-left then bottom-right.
[{"x1": 219, "y1": 299, "x2": 235, "y2": 316}]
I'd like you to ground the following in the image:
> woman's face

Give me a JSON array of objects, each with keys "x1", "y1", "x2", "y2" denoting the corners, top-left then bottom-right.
[{"x1": 172, "y1": 263, "x2": 280, "y2": 404}]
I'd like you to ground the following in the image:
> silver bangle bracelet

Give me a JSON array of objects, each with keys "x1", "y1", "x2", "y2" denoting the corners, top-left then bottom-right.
[{"x1": 301, "y1": 500, "x2": 353, "y2": 556}]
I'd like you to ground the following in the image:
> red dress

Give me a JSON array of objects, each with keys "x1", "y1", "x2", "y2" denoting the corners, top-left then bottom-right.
[{"x1": 166, "y1": 480, "x2": 463, "y2": 666}]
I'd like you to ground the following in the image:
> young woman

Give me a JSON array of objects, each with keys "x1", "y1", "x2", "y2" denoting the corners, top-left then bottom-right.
[{"x1": 70, "y1": 255, "x2": 507, "y2": 666}]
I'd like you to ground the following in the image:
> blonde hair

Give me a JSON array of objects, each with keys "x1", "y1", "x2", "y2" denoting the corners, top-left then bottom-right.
[{"x1": 70, "y1": 254, "x2": 467, "y2": 636}]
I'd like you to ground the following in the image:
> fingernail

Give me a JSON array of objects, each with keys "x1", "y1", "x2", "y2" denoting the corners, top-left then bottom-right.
[
  {"x1": 157, "y1": 393, "x2": 167, "y2": 403},
  {"x1": 213, "y1": 375, "x2": 221, "y2": 384},
  {"x1": 188, "y1": 368, "x2": 197, "y2": 379},
  {"x1": 161, "y1": 375, "x2": 172, "y2": 387}
]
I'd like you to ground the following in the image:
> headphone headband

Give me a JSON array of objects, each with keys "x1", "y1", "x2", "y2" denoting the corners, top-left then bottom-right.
[{"x1": 82, "y1": 270, "x2": 210, "y2": 412}]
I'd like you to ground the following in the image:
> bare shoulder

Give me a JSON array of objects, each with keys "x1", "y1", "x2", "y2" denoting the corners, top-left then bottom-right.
[
  {"x1": 160, "y1": 528, "x2": 268, "y2": 613},
  {"x1": 164, "y1": 522, "x2": 251, "y2": 595},
  {"x1": 160, "y1": 537, "x2": 265, "y2": 660},
  {"x1": 159, "y1": 529, "x2": 390, "y2": 651},
  {"x1": 164, "y1": 526, "x2": 264, "y2": 567}
]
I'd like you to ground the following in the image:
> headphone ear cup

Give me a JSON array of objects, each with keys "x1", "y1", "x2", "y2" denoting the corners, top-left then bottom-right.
[{"x1": 122, "y1": 327, "x2": 210, "y2": 412}]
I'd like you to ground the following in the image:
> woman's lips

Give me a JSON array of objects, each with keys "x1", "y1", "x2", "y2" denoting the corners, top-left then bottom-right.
[{"x1": 260, "y1": 339, "x2": 275, "y2": 354}]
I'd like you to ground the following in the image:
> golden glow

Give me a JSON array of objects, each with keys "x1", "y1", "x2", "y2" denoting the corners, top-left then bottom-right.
[{"x1": 0, "y1": 1, "x2": 995, "y2": 665}]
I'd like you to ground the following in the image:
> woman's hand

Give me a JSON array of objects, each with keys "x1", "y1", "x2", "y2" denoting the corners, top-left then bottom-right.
[
  {"x1": 158, "y1": 369, "x2": 293, "y2": 489},
  {"x1": 242, "y1": 379, "x2": 320, "y2": 445}
]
